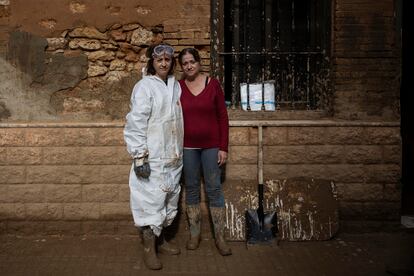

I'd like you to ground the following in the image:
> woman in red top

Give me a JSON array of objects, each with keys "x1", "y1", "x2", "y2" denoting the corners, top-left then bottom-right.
[{"x1": 178, "y1": 48, "x2": 231, "y2": 256}]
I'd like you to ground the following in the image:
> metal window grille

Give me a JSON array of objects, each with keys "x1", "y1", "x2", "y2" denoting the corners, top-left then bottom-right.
[{"x1": 211, "y1": 0, "x2": 332, "y2": 111}]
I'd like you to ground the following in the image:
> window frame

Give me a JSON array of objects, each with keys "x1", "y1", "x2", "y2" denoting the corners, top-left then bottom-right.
[{"x1": 211, "y1": 0, "x2": 333, "y2": 115}]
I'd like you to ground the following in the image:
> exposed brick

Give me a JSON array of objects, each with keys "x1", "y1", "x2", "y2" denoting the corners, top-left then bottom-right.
[
  {"x1": 225, "y1": 164, "x2": 256, "y2": 180},
  {"x1": 382, "y1": 145, "x2": 402, "y2": 164},
  {"x1": 306, "y1": 145, "x2": 344, "y2": 164},
  {"x1": 0, "y1": 147, "x2": 6, "y2": 164},
  {"x1": 44, "y1": 221, "x2": 82, "y2": 235},
  {"x1": 24, "y1": 203, "x2": 63, "y2": 220},
  {"x1": 364, "y1": 202, "x2": 401, "y2": 220},
  {"x1": 363, "y1": 127, "x2": 400, "y2": 145},
  {"x1": 26, "y1": 165, "x2": 101, "y2": 184},
  {"x1": 163, "y1": 39, "x2": 178, "y2": 45},
  {"x1": 343, "y1": 145, "x2": 383, "y2": 164},
  {"x1": 249, "y1": 127, "x2": 258, "y2": 145},
  {"x1": 44, "y1": 184, "x2": 82, "y2": 203},
  {"x1": 263, "y1": 165, "x2": 289, "y2": 180},
  {"x1": 229, "y1": 127, "x2": 250, "y2": 145},
  {"x1": 7, "y1": 184, "x2": 44, "y2": 203},
  {"x1": 286, "y1": 164, "x2": 365, "y2": 183},
  {"x1": 287, "y1": 127, "x2": 328, "y2": 145},
  {"x1": 96, "y1": 128, "x2": 125, "y2": 146},
  {"x1": 81, "y1": 221, "x2": 119, "y2": 234},
  {"x1": 325, "y1": 127, "x2": 365, "y2": 144},
  {"x1": 338, "y1": 201, "x2": 364, "y2": 220},
  {"x1": 335, "y1": 183, "x2": 383, "y2": 201},
  {"x1": 100, "y1": 203, "x2": 131, "y2": 220},
  {"x1": 228, "y1": 146, "x2": 257, "y2": 164},
  {"x1": 7, "y1": 147, "x2": 42, "y2": 165},
  {"x1": 100, "y1": 165, "x2": 132, "y2": 184},
  {"x1": 118, "y1": 184, "x2": 130, "y2": 202},
  {"x1": 0, "y1": 166, "x2": 25, "y2": 184},
  {"x1": 82, "y1": 184, "x2": 119, "y2": 202},
  {"x1": 194, "y1": 31, "x2": 210, "y2": 39},
  {"x1": 15, "y1": 203, "x2": 25, "y2": 220},
  {"x1": 62, "y1": 128, "x2": 98, "y2": 146},
  {"x1": 25, "y1": 129, "x2": 63, "y2": 146},
  {"x1": 0, "y1": 129, "x2": 25, "y2": 146},
  {"x1": 116, "y1": 220, "x2": 138, "y2": 235},
  {"x1": 263, "y1": 127, "x2": 288, "y2": 145},
  {"x1": 26, "y1": 128, "x2": 96, "y2": 146},
  {"x1": 178, "y1": 38, "x2": 210, "y2": 46},
  {"x1": 6, "y1": 221, "x2": 45, "y2": 235},
  {"x1": 0, "y1": 203, "x2": 14, "y2": 219},
  {"x1": 383, "y1": 184, "x2": 401, "y2": 202},
  {"x1": 0, "y1": 221, "x2": 5, "y2": 234},
  {"x1": 264, "y1": 146, "x2": 307, "y2": 164},
  {"x1": 163, "y1": 31, "x2": 195, "y2": 39},
  {"x1": 42, "y1": 147, "x2": 81, "y2": 165},
  {"x1": 63, "y1": 203, "x2": 100, "y2": 220},
  {"x1": 79, "y1": 146, "x2": 128, "y2": 165},
  {"x1": 0, "y1": 185, "x2": 8, "y2": 202},
  {"x1": 364, "y1": 164, "x2": 401, "y2": 183},
  {"x1": 339, "y1": 201, "x2": 400, "y2": 220}
]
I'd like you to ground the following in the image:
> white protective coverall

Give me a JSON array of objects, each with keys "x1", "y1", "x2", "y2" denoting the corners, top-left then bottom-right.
[{"x1": 124, "y1": 74, "x2": 183, "y2": 236}]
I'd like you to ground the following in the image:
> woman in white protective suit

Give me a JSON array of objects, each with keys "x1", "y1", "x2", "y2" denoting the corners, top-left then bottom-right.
[{"x1": 124, "y1": 43, "x2": 183, "y2": 270}]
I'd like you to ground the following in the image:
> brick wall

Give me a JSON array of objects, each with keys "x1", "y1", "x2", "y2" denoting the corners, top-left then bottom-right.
[
  {"x1": 0, "y1": 122, "x2": 401, "y2": 235},
  {"x1": 333, "y1": 0, "x2": 400, "y2": 120}
]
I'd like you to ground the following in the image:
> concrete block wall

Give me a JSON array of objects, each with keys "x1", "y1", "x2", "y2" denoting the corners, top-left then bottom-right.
[
  {"x1": 333, "y1": 0, "x2": 400, "y2": 120},
  {"x1": 0, "y1": 121, "x2": 401, "y2": 235},
  {"x1": 0, "y1": 124, "x2": 135, "y2": 235}
]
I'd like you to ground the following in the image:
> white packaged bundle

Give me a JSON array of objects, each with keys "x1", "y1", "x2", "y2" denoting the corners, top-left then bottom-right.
[{"x1": 240, "y1": 81, "x2": 276, "y2": 111}]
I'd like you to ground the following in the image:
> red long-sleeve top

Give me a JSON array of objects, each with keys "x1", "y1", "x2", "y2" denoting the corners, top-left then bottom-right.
[{"x1": 179, "y1": 78, "x2": 229, "y2": 152}]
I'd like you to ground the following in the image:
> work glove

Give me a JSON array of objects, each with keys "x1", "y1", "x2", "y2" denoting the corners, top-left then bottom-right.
[{"x1": 133, "y1": 156, "x2": 151, "y2": 179}]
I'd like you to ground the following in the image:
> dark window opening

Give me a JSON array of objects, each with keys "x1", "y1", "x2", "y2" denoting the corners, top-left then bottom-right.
[{"x1": 213, "y1": 0, "x2": 331, "y2": 111}]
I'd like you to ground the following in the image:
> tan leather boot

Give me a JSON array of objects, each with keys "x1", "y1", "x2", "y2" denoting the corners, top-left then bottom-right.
[
  {"x1": 157, "y1": 231, "x2": 180, "y2": 255},
  {"x1": 210, "y1": 207, "x2": 232, "y2": 256},
  {"x1": 141, "y1": 227, "x2": 162, "y2": 270},
  {"x1": 186, "y1": 204, "x2": 201, "y2": 250}
]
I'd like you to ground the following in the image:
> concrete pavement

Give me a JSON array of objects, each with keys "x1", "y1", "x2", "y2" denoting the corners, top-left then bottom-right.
[{"x1": 1, "y1": 230, "x2": 413, "y2": 276}]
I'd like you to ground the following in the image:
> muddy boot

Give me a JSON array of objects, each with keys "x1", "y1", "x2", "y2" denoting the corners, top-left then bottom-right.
[
  {"x1": 157, "y1": 231, "x2": 180, "y2": 255},
  {"x1": 210, "y1": 207, "x2": 232, "y2": 256},
  {"x1": 141, "y1": 227, "x2": 162, "y2": 270},
  {"x1": 186, "y1": 204, "x2": 201, "y2": 250}
]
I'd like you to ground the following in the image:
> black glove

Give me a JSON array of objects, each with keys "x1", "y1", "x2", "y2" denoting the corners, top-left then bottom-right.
[{"x1": 133, "y1": 157, "x2": 151, "y2": 179}]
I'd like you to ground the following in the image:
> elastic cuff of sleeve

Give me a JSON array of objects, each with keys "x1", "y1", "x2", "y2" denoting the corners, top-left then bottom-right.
[{"x1": 133, "y1": 150, "x2": 149, "y2": 159}]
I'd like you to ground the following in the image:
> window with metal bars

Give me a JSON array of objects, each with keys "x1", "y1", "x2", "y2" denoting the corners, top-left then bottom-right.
[{"x1": 211, "y1": 0, "x2": 332, "y2": 111}]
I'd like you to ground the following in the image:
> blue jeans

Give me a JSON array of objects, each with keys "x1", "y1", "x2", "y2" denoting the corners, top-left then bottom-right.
[{"x1": 183, "y1": 148, "x2": 225, "y2": 208}]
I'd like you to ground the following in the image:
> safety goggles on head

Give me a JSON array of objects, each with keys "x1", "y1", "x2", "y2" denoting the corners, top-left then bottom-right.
[{"x1": 152, "y1": 44, "x2": 174, "y2": 58}]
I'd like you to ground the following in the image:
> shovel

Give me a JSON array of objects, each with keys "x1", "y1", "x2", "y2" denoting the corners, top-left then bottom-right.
[{"x1": 246, "y1": 125, "x2": 277, "y2": 244}]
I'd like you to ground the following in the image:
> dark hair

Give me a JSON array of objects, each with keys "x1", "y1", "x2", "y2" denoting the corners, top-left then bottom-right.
[
  {"x1": 145, "y1": 43, "x2": 176, "y2": 76},
  {"x1": 178, "y1": 48, "x2": 201, "y2": 65}
]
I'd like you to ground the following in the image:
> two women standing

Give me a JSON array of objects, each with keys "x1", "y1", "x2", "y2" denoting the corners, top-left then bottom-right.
[{"x1": 124, "y1": 44, "x2": 231, "y2": 271}]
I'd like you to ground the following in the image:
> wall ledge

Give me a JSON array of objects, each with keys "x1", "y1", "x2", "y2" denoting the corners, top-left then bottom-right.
[{"x1": 0, "y1": 120, "x2": 400, "y2": 128}]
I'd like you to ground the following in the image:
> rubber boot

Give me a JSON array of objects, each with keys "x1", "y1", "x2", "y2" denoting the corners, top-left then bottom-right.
[
  {"x1": 157, "y1": 231, "x2": 180, "y2": 255},
  {"x1": 186, "y1": 204, "x2": 201, "y2": 250},
  {"x1": 210, "y1": 207, "x2": 232, "y2": 256},
  {"x1": 141, "y1": 227, "x2": 162, "y2": 270}
]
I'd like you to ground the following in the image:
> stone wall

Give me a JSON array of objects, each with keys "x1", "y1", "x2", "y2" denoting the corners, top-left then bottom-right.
[
  {"x1": 0, "y1": 0, "x2": 210, "y2": 121},
  {"x1": 0, "y1": 122, "x2": 401, "y2": 235},
  {"x1": 0, "y1": 0, "x2": 403, "y2": 235}
]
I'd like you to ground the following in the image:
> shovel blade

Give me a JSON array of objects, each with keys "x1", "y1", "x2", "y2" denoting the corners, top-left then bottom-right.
[{"x1": 245, "y1": 209, "x2": 277, "y2": 244}]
